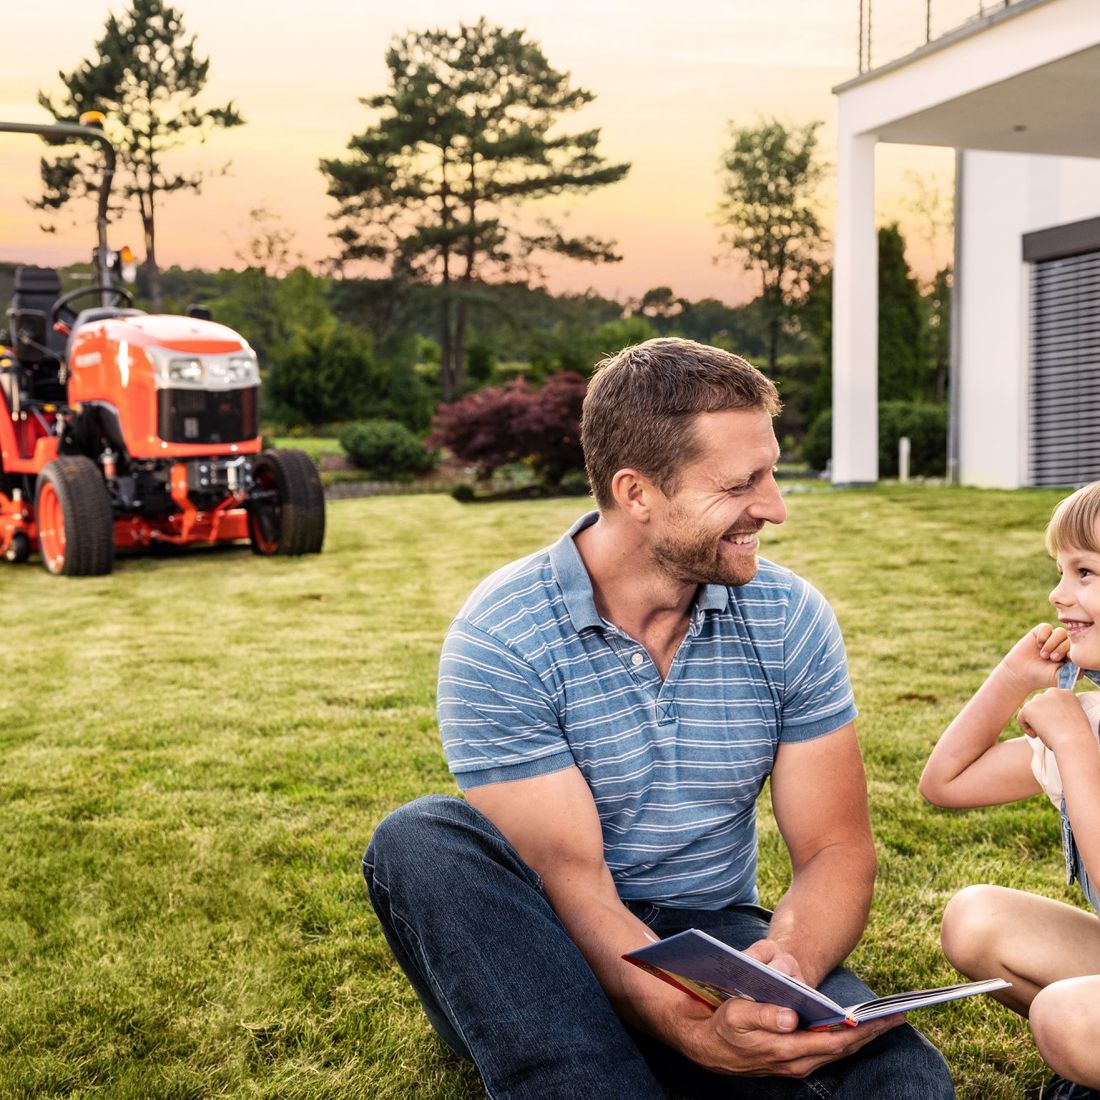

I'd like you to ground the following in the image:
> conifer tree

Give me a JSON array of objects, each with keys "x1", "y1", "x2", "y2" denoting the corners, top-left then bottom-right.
[
  {"x1": 322, "y1": 19, "x2": 629, "y2": 400},
  {"x1": 36, "y1": 0, "x2": 244, "y2": 306}
]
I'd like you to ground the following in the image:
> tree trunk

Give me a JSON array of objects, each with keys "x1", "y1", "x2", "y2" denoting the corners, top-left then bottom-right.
[
  {"x1": 438, "y1": 232, "x2": 459, "y2": 401},
  {"x1": 453, "y1": 288, "x2": 468, "y2": 398},
  {"x1": 142, "y1": 205, "x2": 161, "y2": 311},
  {"x1": 439, "y1": 291, "x2": 456, "y2": 402},
  {"x1": 767, "y1": 314, "x2": 780, "y2": 376}
]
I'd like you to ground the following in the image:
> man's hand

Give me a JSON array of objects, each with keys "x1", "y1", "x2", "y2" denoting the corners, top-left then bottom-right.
[
  {"x1": 1000, "y1": 624, "x2": 1071, "y2": 693},
  {"x1": 1019, "y1": 687, "x2": 1092, "y2": 752},
  {"x1": 678, "y1": 994, "x2": 902, "y2": 1078},
  {"x1": 742, "y1": 938, "x2": 804, "y2": 981}
]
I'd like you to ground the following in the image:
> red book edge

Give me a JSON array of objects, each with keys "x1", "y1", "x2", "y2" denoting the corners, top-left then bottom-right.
[
  {"x1": 621, "y1": 953, "x2": 721, "y2": 1009},
  {"x1": 623, "y1": 952, "x2": 859, "y2": 1028}
]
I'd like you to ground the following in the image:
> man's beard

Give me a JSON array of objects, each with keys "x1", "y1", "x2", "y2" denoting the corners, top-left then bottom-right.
[{"x1": 651, "y1": 518, "x2": 762, "y2": 587}]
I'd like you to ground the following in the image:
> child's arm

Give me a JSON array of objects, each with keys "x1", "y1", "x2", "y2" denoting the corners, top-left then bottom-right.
[
  {"x1": 1019, "y1": 689, "x2": 1100, "y2": 885},
  {"x1": 919, "y1": 624, "x2": 1069, "y2": 808}
]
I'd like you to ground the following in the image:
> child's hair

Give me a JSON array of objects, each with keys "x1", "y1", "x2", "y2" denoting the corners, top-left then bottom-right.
[{"x1": 1046, "y1": 481, "x2": 1100, "y2": 556}]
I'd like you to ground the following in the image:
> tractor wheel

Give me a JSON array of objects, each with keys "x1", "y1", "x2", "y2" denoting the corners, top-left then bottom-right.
[
  {"x1": 4, "y1": 532, "x2": 31, "y2": 564},
  {"x1": 35, "y1": 456, "x2": 115, "y2": 576},
  {"x1": 248, "y1": 449, "x2": 325, "y2": 556}
]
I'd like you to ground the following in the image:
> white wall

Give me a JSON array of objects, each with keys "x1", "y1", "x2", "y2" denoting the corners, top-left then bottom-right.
[{"x1": 958, "y1": 151, "x2": 1100, "y2": 487}]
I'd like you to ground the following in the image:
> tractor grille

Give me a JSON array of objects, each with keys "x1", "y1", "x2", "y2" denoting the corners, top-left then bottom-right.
[{"x1": 157, "y1": 387, "x2": 258, "y2": 445}]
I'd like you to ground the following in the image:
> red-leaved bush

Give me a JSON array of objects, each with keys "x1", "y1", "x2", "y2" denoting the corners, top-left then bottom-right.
[{"x1": 429, "y1": 372, "x2": 587, "y2": 487}]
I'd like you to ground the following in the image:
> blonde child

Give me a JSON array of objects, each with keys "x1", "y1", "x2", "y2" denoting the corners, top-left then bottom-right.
[{"x1": 921, "y1": 481, "x2": 1100, "y2": 1100}]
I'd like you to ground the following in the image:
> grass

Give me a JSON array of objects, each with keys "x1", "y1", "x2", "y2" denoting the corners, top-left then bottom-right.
[
  {"x1": 270, "y1": 437, "x2": 345, "y2": 461},
  {"x1": 0, "y1": 485, "x2": 1082, "y2": 1097}
]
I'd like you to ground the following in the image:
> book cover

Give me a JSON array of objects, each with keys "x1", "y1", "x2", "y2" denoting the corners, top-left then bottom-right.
[{"x1": 623, "y1": 929, "x2": 1009, "y2": 1029}]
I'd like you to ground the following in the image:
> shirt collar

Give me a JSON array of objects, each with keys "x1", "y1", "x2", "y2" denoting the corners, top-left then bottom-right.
[
  {"x1": 548, "y1": 511, "x2": 731, "y2": 632},
  {"x1": 1057, "y1": 662, "x2": 1100, "y2": 689},
  {"x1": 549, "y1": 512, "x2": 604, "y2": 631}
]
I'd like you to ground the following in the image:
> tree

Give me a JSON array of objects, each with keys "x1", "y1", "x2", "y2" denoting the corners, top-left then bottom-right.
[
  {"x1": 633, "y1": 286, "x2": 684, "y2": 334},
  {"x1": 900, "y1": 169, "x2": 953, "y2": 403},
  {"x1": 924, "y1": 266, "x2": 952, "y2": 403},
  {"x1": 716, "y1": 119, "x2": 826, "y2": 375},
  {"x1": 234, "y1": 206, "x2": 301, "y2": 278},
  {"x1": 35, "y1": 0, "x2": 244, "y2": 307},
  {"x1": 877, "y1": 223, "x2": 924, "y2": 402},
  {"x1": 266, "y1": 319, "x2": 381, "y2": 427},
  {"x1": 321, "y1": 18, "x2": 629, "y2": 401}
]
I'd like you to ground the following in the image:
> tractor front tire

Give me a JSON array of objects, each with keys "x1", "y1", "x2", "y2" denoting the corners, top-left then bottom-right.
[
  {"x1": 249, "y1": 449, "x2": 325, "y2": 556},
  {"x1": 4, "y1": 532, "x2": 31, "y2": 564},
  {"x1": 35, "y1": 456, "x2": 115, "y2": 576}
]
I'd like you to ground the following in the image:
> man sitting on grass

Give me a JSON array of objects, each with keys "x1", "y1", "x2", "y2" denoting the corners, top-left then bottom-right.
[{"x1": 364, "y1": 338, "x2": 953, "y2": 1098}]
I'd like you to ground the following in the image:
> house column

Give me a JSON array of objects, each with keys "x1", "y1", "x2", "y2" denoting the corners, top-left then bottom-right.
[{"x1": 831, "y1": 130, "x2": 878, "y2": 485}]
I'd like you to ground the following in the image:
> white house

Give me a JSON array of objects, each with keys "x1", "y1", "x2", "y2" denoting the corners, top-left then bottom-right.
[{"x1": 832, "y1": 0, "x2": 1100, "y2": 487}]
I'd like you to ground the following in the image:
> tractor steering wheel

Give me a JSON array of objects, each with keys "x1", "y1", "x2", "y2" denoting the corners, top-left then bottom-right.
[{"x1": 49, "y1": 284, "x2": 135, "y2": 330}]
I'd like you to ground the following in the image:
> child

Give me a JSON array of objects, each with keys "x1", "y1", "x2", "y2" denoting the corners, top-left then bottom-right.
[{"x1": 921, "y1": 481, "x2": 1100, "y2": 1100}]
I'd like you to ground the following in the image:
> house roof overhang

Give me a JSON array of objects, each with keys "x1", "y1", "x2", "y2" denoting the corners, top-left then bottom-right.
[{"x1": 834, "y1": 0, "x2": 1100, "y2": 158}]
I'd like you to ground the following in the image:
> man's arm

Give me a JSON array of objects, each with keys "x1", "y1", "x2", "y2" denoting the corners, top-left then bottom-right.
[
  {"x1": 766, "y1": 722, "x2": 877, "y2": 987},
  {"x1": 467, "y1": 764, "x2": 899, "y2": 1078}
]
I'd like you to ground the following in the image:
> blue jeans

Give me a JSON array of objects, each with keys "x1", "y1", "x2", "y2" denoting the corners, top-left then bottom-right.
[{"x1": 364, "y1": 795, "x2": 954, "y2": 1100}]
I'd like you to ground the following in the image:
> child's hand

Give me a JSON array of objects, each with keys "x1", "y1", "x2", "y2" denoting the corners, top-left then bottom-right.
[
  {"x1": 1000, "y1": 624, "x2": 1071, "y2": 692},
  {"x1": 1018, "y1": 687, "x2": 1092, "y2": 751}
]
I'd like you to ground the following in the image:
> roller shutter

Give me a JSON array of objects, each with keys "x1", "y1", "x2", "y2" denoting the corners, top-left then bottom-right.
[{"x1": 1028, "y1": 238, "x2": 1100, "y2": 487}]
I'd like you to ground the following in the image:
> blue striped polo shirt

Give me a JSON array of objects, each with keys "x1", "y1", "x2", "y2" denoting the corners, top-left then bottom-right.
[{"x1": 437, "y1": 512, "x2": 857, "y2": 909}]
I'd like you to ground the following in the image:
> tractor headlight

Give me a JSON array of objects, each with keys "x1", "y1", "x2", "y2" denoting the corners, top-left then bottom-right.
[
  {"x1": 225, "y1": 354, "x2": 258, "y2": 385},
  {"x1": 169, "y1": 358, "x2": 204, "y2": 383},
  {"x1": 146, "y1": 346, "x2": 257, "y2": 389}
]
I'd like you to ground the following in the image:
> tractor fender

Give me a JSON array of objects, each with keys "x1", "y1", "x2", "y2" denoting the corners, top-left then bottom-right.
[
  {"x1": 31, "y1": 436, "x2": 59, "y2": 467},
  {"x1": 67, "y1": 401, "x2": 126, "y2": 460}
]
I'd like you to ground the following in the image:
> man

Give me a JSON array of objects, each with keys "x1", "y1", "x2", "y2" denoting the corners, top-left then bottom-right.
[{"x1": 365, "y1": 338, "x2": 952, "y2": 1098}]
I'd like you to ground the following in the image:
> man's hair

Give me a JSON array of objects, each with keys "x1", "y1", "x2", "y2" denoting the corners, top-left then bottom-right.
[
  {"x1": 581, "y1": 337, "x2": 781, "y2": 509},
  {"x1": 1047, "y1": 481, "x2": 1100, "y2": 556}
]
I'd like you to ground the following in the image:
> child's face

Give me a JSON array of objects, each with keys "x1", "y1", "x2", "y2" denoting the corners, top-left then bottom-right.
[{"x1": 1050, "y1": 542, "x2": 1100, "y2": 670}]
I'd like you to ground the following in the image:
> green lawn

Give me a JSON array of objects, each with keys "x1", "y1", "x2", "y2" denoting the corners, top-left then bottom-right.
[
  {"x1": 270, "y1": 437, "x2": 346, "y2": 461},
  {"x1": 0, "y1": 486, "x2": 1081, "y2": 1098}
]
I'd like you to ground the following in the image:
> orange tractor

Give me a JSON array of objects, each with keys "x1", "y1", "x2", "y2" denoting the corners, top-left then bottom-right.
[{"x1": 0, "y1": 117, "x2": 324, "y2": 574}]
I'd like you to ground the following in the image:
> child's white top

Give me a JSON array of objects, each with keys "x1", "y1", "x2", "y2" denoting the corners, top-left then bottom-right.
[{"x1": 1027, "y1": 690, "x2": 1100, "y2": 808}]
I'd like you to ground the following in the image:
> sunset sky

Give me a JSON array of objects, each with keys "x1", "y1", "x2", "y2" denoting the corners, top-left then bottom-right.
[{"x1": 0, "y1": 1, "x2": 954, "y2": 304}]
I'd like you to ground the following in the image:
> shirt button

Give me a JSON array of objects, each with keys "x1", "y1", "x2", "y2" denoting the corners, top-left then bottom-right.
[{"x1": 631, "y1": 653, "x2": 644, "y2": 667}]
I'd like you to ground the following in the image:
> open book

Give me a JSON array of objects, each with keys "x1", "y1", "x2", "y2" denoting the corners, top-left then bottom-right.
[{"x1": 623, "y1": 929, "x2": 1009, "y2": 1030}]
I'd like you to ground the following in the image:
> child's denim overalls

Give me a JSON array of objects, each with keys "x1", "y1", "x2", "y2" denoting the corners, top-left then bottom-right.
[{"x1": 1055, "y1": 662, "x2": 1100, "y2": 913}]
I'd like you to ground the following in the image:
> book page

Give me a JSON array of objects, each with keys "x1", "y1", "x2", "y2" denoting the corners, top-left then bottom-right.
[{"x1": 847, "y1": 978, "x2": 1010, "y2": 1024}]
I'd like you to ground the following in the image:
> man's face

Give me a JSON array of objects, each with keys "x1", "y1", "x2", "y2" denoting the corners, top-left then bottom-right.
[{"x1": 649, "y1": 408, "x2": 786, "y2": 587}]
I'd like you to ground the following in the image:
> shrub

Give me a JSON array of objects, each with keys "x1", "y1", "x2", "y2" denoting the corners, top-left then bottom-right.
[
  {"x1": 802, "y1": 409, "x2": 832, "y2": 472},
  {"x1": 429, "y1": 372, "x2": 587, "y2": 488},
  {"x1": 557, "y1": 469, "x2": 591, "y2": 497},
  {"x1": 802, "y1": 402, "x2": 948, "y2": 477},
  {"x1": 878, "y1": 402, "x2": 947, "y2": 477},
  {"x1": 267, "y1": 320, "x2": 381, "y2": 426},
  {"x1": 339, "y1": 419, "x2": 435, "y2": 479}
]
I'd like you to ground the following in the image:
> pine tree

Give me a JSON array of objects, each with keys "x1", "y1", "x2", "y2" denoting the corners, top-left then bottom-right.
[
  {"x1": 321, "y1": 19, "x2": 629, "y2": 400},
  {"x1": 36, "y1": 0, "x2": 244, "y2": 307}
]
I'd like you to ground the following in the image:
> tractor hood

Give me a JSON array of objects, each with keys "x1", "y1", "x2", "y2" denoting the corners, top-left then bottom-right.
[
  {"x1": 74, "y1": 313, "x2": 260, "y2": 392},
  {"x1": 109, "y1": 313, "x2": 250, "y2": 355}
]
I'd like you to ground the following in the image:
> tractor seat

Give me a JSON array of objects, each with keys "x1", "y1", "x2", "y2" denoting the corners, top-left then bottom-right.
[{"x1": 8, "y1": 266, "x2": 67, "y2": 362}]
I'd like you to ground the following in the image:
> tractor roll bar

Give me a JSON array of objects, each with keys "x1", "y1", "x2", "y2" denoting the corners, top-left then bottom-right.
[{"x1": 0, "y1": 120, "x2": 117, "y2": 303}]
